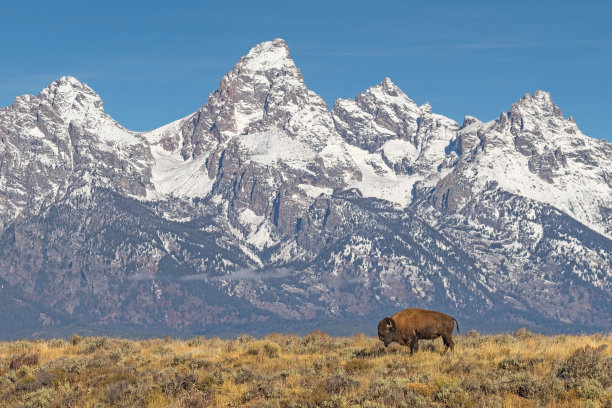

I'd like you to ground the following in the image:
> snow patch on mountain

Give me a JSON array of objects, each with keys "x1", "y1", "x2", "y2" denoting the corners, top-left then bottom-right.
[
  {"x1": 149, "y1": 146, "x2": 213, "y2": 198},
  {"x1": 144, "y1": 115, "x2": 215, "y2": 199},
  {"x1": 298, "y1": 184, "x2": 333, "y2": 198},
  {"x1": 380, "y1": 139, "x2": 419, "y2": 164},
  {"x1": 345, "y1": 144, "x2": 417, "y2": 206},
  {"x1": 238, "y1": 130, "x2": 317, "y2": 172}
]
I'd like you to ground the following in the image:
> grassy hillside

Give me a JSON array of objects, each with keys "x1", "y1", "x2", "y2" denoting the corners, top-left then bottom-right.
[{"x1": 0, "y1": 330, "x2": 611, "y2": 407}]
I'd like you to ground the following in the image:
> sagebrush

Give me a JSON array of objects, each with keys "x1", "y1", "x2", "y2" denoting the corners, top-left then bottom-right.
[{"x1": 0, "y1": 330, "x2": 610, "y2": 407}]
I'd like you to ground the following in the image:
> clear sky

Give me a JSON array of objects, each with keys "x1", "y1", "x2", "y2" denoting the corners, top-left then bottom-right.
[{"x1": 2, "y1": 0, "x2": 611, "y2": 142}]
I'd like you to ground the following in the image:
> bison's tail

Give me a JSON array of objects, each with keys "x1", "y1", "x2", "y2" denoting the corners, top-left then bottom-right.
[{"x1": 453, "y1": 318, "x2": 460, "y2": 334}]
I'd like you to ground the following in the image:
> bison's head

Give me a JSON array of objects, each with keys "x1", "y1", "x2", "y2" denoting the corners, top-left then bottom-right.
[{"x1": 377, "y1": 317, "x2": 396, "y2": 347}]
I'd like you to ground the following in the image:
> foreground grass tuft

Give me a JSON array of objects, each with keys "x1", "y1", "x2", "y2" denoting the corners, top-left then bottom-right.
[{"x1": 0, "y1": 331, "x2": 610, "y2": 407}]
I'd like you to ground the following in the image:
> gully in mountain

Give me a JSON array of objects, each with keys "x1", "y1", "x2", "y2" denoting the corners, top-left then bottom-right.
[{"x1": 377, "y1": 308, "x2": 459, "y2": 354}]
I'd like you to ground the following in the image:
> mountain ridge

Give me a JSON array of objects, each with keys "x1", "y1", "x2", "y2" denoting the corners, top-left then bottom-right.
[{"x1": 0, "y1": 39, "x2": 610, "y2": 338}]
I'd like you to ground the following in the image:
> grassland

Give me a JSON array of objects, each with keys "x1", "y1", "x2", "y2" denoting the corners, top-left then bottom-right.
[{"x1": 0, "y1": 329, "x2": 611, "y2": 407}]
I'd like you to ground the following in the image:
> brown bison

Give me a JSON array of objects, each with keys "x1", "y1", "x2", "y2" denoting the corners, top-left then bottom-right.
[{"x1": 377, "y1": 308, "x2": 459, "y2": 354}]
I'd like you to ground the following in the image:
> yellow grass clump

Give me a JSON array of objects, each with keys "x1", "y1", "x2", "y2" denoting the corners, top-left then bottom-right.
[{"x1": 0, "y1": 329, "x2": 610, "y2": 407}]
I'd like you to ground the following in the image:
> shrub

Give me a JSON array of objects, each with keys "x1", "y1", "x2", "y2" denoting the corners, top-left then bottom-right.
[
  {"x1": 406, "y1": 382, "x2": 437, "y2": 396},
  {"x1": 9, "y1": 353, "x2": 39, "y2": 370},
  {"x1": 513, "y1": 327, "x2": 536, "y2": 339},
  {"x1": 85, "y1": 353, "x2": 114, "y2": 370},
  {"x1": 69, "y1": 334, "x2": 82, "y2": 346},
  {"x1": 574, "y1": 378, "x2": 604, "y2": 401},
  {"x1": 103, "y1": 379, "x2": 133, "y2": 405},
  {"x1": 109, "y1": 349, "x2": 122, "y2": 364},
  {"x1": 278, "y1": 368, "x2": 294, "y2": 386},
  {"x1": 17, "y1": 372, "x2": 56, "y2": 393},
  {"x1": 502, "y1": 373, "x2": 545, "y2": 399},
  {"x1": 10, "y1": 341, "x2": 32, "y2": 351},
  {"x1": 152, "y1": 345, "x2": 172, "y2": 356},
  {"x1": 23, "y1": 388, "x2": 55, "y2": 408},
  {"x1": 385, "y1": 356, "x2": 418, "y2": 376},
  {"x1": 367, "y1": 378, "x2": 428, "y2": 407},
  {"x1": 300, "y1": 330, "x2": 340, "y2": 353},
  {"x1": 466, "y1": 329, "x2": 480, "y2": 338},
  {"x1": 460, "y1": 374, "x2": 501, "y2": 395},
  {"x1": 242, "y1": 376, "x2": 282, "y2": 402},
  {"x1": 354, "y1": 345, "x2": 388, "y2": 358},
  {"x1": 181, "y1": 389, "x2": 213, "y2": 408},
  {"x1": 264, "y1": 332, "x2": 299, "y2": 348},
  {"x1": 494, "y1": 334, "x2": 517, "y2": 345},
  {"x1": 445, "y1": 357, "x2": 475, "y2": 374},
  {"x1": 154, "y1": 369, "x2": 198, "y2": 397},
  {"x1": 80, "y1": 337, "x2": 107, "y2": 353},
  {"x1": 304, "y1": 330, "x2": 329, "y2": 342},
  {"x1": 233, "y1": 367, "x2": 256, "y2": 384},
  {"x1": 188, "y1": 358, "x2": 210, "y2": 371},
  {"x1": 236, "y1": 334, "x2": 255, "y2": 344},
  {"x1": 460, "y1": 331, "x2": 488, "y2": 348},
  {"x1": 46, "y1": 338, "x2": 67, "y2": 348},
  {"x1": 171, "y1": 353, "x2": 190, "y2": 366},
  {"x1": 312, "y1": 359, "x2": 324, "y2": 373},
  {"x1": 318, "y1": 373, "x2": 359, "y2": 394},
  {"x1": 345, "y1": 358, "x2": 373, "y2": 373},
  {"x1": 106, "y1": 338, "x2": 139, "y2": 355},
  {"x1": 434, "y1": 377, "x2": 460, "y2": 403},
  {"x1": 446, "y1": 391, "x2": 475, "y2": 408},
  {"x1": 186, "y1": 336, "x2": 206, "y2": 347},
  {"x1": 498, "y1": 355, "x2": 533, "y2": 372},
  {"x1": 321, "y1": 394, "x2": 349, "y2": 408},
  {"x1": 222, "y1": 340, "x2": 237, "y2": 353},
  {"x1": 246, "y1": 340, "x2": 281, "y2": 358},
  {"x1": 557, "y1": 345, "x2": 612, "y2": 388},
  {"x1": 57, "y1": 357, "x2": 86, "y2": 375}
]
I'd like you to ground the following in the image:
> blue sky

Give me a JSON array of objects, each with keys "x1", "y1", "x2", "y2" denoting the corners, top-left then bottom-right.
[{"x1": 2, "y1": 0, "x2": 611, "y2": 142}]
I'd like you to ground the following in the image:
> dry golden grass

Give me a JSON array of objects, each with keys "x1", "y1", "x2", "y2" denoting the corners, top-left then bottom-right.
[{"x1": 0, "y1": 329, "x2": 610, "y2": 407}]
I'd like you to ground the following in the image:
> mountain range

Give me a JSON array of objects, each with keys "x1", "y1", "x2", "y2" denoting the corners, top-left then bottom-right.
[{"x1": 0, "y1": 39, "x2": 610, "y2": 339}]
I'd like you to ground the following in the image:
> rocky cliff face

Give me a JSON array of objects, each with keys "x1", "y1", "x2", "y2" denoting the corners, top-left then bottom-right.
[{"x1": 0, "y1": 39, "x2": 610, "y2": 338}]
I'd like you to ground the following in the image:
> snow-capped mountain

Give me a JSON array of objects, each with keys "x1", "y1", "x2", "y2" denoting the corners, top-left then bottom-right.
[
  {"x1": 0, "y1": 76, "x2": 152, "y2": 231},
  {"x1": 0, "y1": 39, "x2": 610, "y2": 338}
]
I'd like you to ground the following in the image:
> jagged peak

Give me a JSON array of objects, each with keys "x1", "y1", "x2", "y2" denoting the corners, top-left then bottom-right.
[
  {"x1": 419, "y1": 102, "x2": 432, "y2": 114},
  {"x1": 41, "y1": 76, "x2": 96, "y2": 96},
  {"x1": 211, "y1": 38, "x2": 305, "y2": 108},
  {"x1": 516, "y1": 90, "x2": 553, "y2": 106},
  {"x1": 57, "y1": 75, "x2": 85, "y2": 86},
  {"x1": 362, "y1": 77, "x2": 417, "y2": 108},
  {"x1": 510, "y1": 90, "x2": 563, "y2": 119},
  {"x1": 38, "y1": 76, "x2": 104, "y2": 115},
  {"x1": 462, "y1": 115, "x2": 481, "y2": 128},
  {"x1": 378, "y1": 77, "x2": 400, "y2": 94},
  {"x1": 235, "y1": 38, "x2": 297, "y2": 73},
  {"x1": 370, "y1": 77, "x2": 403, "y2": 95}
]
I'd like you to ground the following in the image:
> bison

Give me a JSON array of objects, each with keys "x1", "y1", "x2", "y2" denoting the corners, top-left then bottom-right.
[{"x1": 377, "y1": 308, "x2": 459, "y2": 354}]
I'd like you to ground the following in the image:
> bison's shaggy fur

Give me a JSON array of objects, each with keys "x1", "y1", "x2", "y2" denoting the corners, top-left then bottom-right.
[{"x1": 378, "y1": 308, "x2": 459, "y2": 354}]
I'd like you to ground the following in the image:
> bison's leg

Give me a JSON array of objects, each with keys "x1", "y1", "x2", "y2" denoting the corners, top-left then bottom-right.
[
  {"x1": 441, "y1": 334, "x2": 454, "y2": 354},
  {"x1": 409, "y1": 337, "x2": 419, "y2": 355}
]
